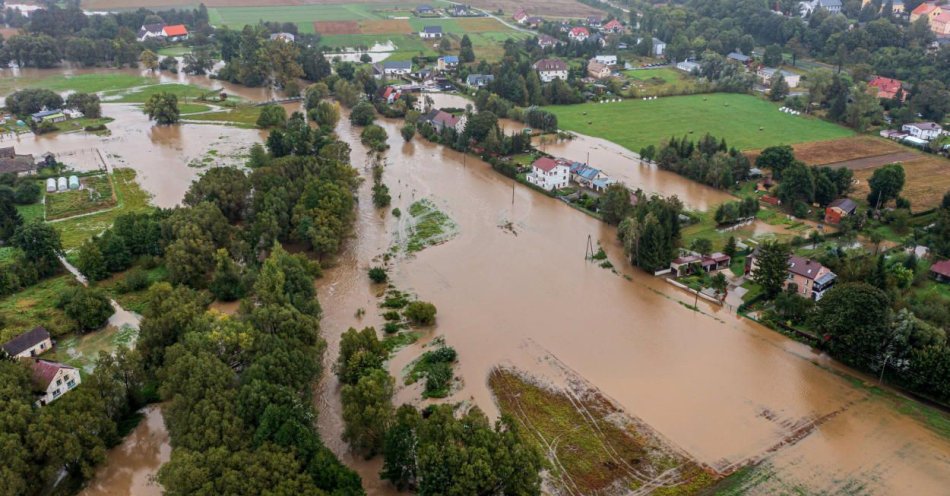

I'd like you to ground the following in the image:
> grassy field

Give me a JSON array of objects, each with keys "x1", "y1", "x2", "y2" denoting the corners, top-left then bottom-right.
[
  {"x1": 107, "y1": 83, "x2": 219, "y2": 103},
  {"x1": 156, "y1": 44, "x2": 192, "y2": 56},
  {"x1": 0, "y1": 274, "x2": 79, "y2": 341},
  {"x1": 52, "y1": 168, "x2": 154, "y2": 251},
  {"x1": 545, "y1": 93, "x2": 854, "y2": 152},
  {"x1": 16, "y1": 201, "x2": 46, "y2": 223},
  {"x1": 624, "y1": 68, "x2": 681, "y2": 84},
  {"x1": 0, "y1": 73, "x2": 151, "y2": 97},
  {"x1": 623, "y1": 67, "x2": 700, "y2": 97},
  {"x1": 184, "y1": 104, "x2": 261, "y2": 128},
  {"x1": 853, "y1": 154, "x2": 950, "y2": 212},
  {"x1": 45, "y1": 174, "x2": 116, "y2": 221}
]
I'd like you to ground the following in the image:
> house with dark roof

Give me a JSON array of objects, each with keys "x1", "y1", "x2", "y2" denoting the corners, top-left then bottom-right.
[
  {"x1": 901, "y1": 122, "x2": 943, "y2": 141},
  {"x1": 537, "y1": 34, "x2": 561, "y2": 49},
  {"x1": 415, "y1": 4, "x2": 435, "y2": 15},
  {"x1": 749, "y1": 252, "x2": 836, "y2": 300},
  {"x1": 727, "y1": 51, "x2": 751, "y2": 64},
  {"x1": 930, "y1": 259, "x2": 950, "y2": 282},
  {"x1": 466, "y1": 74, "x2": 495, "y2": 87},
  {"x1": 377, "y1": 60, "x2": 412, "y2": 78},
  {"x1": 137, "y1": 23, "x2": 165, "y2": 42},
  {"x1": 420, "y1": 25, "x2": 443, "y2": 39},
  {"x1": 533, "y1": 59, "x2": 568, "y2": 82},
  {"x1": 824, "y1": 198, "x2": 857, "y2": 224},
  {"x1": 525, "y1": 16, "x2": 544, "y2": 28},
  {"x1": 0, "y1": 146, "x2": 37, "y2": 176},
  {"x1": 1, "y1": 327, "x2": 52, "y2": 359},
  {"x1": 587, "y1": 15, "x2": 603, "y2": 27},
  {"x1": 437, "y1": 55, "x2": 459, "y2": 71},
  {"x1": 31, "y1": 359, "x2": 81, "y2": 406}
]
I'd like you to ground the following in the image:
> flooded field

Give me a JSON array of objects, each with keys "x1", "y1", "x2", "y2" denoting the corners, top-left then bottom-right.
[
  {"x1": 79, "y1": 405, "x2": 170, "y2": 496},
  {"x1": 315, "y1": 115, "x2": 950, "y2": 494}
]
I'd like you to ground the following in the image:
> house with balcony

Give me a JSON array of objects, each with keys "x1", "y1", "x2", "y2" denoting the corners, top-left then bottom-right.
[
  {"x1": 526, "y1": 157, "x2": 570, "y2": 191},
  {"x1": 748, "y1": 252, "x2": 837, "y2": 300}
]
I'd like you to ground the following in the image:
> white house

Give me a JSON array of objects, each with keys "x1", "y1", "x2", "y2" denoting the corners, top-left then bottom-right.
[
  {"x1": 378, "y1": 60, "x2": 412, "y2": 77},
  {"x1": 1, "y1": 327, "x2": 52, "y2": 359},
  {"x1": 902, "y1": 122, "x2": 943, "y2": 141},
  {"x1": 593, "y1": 55, "x2": 617, "y2": 65},
  {"x1": 420, "y1": 26, "x2": 443, "y2": 39},
  {"x1": 676, "y1": 60, "x2": 700, "y2": 73},
  {"x1": 757, "y1": 67, "x2": 801, "y2": 88},
  {"x1": 650, "y1": 38, "x2": 667, "y2": 56},
  {"x1": 526, "y1": 157, "x2": 570, "y2": 191},
  {"x1": 269, "y1": 32, "x2": 296, "y2": 43},
  {"x1": 137, "y1": 23, "x2": 165, "y2": 42},
  {"x1": 533, "y1": 59, "x2": 568, "y2": 83},
  {"x1": 799, "y1": 0, "x2": 842, "y2": 17},
  {"x1": 31, "y1": 359, "x2": 81, "y2": 406},
  {"x1": 568, "y1": 27, "x2": 590, "y2": 42}
]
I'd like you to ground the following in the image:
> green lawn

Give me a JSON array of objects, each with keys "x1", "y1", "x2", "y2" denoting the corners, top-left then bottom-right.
[
  {"x1": 209, "y1": 3, "x2": 386, "y2": 31},
  {"x1": 623, "y1": 68, "x2": 681, "y2": 84},
  {"x1": 0, "y1": 274, "x2": 79, "y2": 341},
  {"x1": 51, "y1": 117, "x2": 114, "y2": 134},
  {"x1": 156, "y1": 44, "x2": 192, "y2": 57},
  {"x1": 16, "y1": 202, "x2": 45, "y2": 223},
  {"x1": 107, "y1": 83, "x2": 218, "y2": 103},
  {"x1": 179, "y1": 103, "x2": 212, "y2": 114},
  {"x1": 185, "y1": 105, "x2": 261, "y2": 128},
  {"x1": 0, "y1": 73, "x2": 151, "y2": 97},
  {"x1": 545, "y1": 93, "x2": 854, "y2": 152},
  {"x1": 45, "y1": 174, "x2": 116, "y2": 221}
]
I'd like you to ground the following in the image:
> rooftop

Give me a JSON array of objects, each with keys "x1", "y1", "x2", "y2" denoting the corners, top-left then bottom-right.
[
  {"x1": 163, "y1": 24, "x2": 188, "y2": 37},
  {"x1": 1, "y1": 327, "x2": 50, "y2": 356},
  {"x1": 423, "y1": 25, "x2": 443, "y2": 34},
  {"x1": 534, "y1": 59, "x2": 567, "y2": 71},
  {"x1": 931, "y1": 259, "x2": 950, "y2": 278},
  {"x1": 30, "y1": 359, "x2": 75, "y2": 390},
  {"x1": 788, "y1": 256, "x2": 831, "y2": 281}
]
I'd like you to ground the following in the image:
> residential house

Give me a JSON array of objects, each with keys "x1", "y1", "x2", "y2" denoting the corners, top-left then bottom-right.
[
  {"x1": 931, "y1": 11, "x2": 950, "y2": 35},
  {"x1": 526, "y1": 157, "x2": 570, "y2": 191},
  {"x1": 466, "y1": 74, "x2": 495, "y2": 87},
  {"x1": 420, "y1": 26, "x2": 443, "y2": 39},
  {"x1": 379, "y1": 60, "x2": 412, "y2": 77},
  {"x1": 588, "y1": 33, "x2": 607, "y2": 48},
  {"x1": 587, "y1": 60, "x2": 611, "y2": 79},
  {"x1": 269, "y1": 32, "x2": 295, "y2": 43},
  {"x1": 602, "y1": 19, "x2": 624, "y2": 34},
  {"x1": 590, "y1": 177, "x2": 616, "y2": 192},
  {"x1": 701, "y1": 253, "x2": 732, "y2": 272},
  {"x1": 910, "y1": 2, "x2": 942, "y2": 22},
  {"x1": 587, "y1": 15, "x2": 603, "y2": 28},
  {"x1": 162, "y1": 24, "x2": 189, "y2": 41},
  {"x1": 525, "y1": 16, "x2": 544, "y2": 28},
  {"x1": 447, "y1": 5, "x2": 472, "y2": 16},
  {"x1": 381, "y1": 86, "x2": 402, "y2": 104},
  {"x1": 593, "y1": 54, "x2": 617, "y2": 65},
  {"x1": 569, "y1": 162, "x2": 606, "y2": 187},
  {"x1": 422, "y1": 109, "x2": 466, "y2": 133},
  {"x1": 757, "y1": 67, "x2": 801, "y2": 88},
  {"x1": 930, "y1": 259, "x2": 950, "y2": 282},
  {"x1": 411, "y1": 67, "x2": 433, "y2": 80},
  {"x1": 1, "y1": 327, "x2": 52, "y2": 359},
  {"x1": 533, "y1": 59, "x2": 568, "y2": 83},
  {"x1": 824, "y1": 198, "x2": 857, "y2": 224},
  {"x1": 670, "y1": 255, "x2": 702, "y2": 276},
  {"x1": 31, "y1": 359, "x2": 81, "y2": 406},
  {"x1": 437, "y1": 55, "x2": 459, "y2": 71},
  {"x1": 513, "y1": 8, "x2": 528, "y2": 24},
  {"x1": 650, "y1": 37, "x2": 667, "y2": 56},
  {"x1": 0, "y1": 146, "x2": 37, "y2": 176},
  {"x1": 30, "y1": 109, "x2": 67, "y2": 124},
  {"x1": 868, "y1": 75, "x2": 905, "y2": 100},
  {"x1": 727, "y1": 51, "x2": 751, "y2": 64},
  {"x1": 415, "y1": 4, "x2": 435, "y2": 16},
  {"x1": 569, "y1": 26, "x2": 590, "y2": 41},
  {"x1": 799, "y1": 0, "x2": 843, "y2": 17},
  {"x1": 676, "y1": 60, "x2": 700, "y2": 73},
  {"x1": 749, "y1": 252, "x2": 837, "y2": 300},
  {"x1": 902, "y1": 122, "x2": 943, "y2": 140},
  {"x1": 864, "y1": 0, "x2": 904, "y2": 13},
  {"x1": 136, "y1": 23, "x2": 165, "y2": 42},
  {"x1": 537, "y1": 34, "x2": 561, "y2": 49}
]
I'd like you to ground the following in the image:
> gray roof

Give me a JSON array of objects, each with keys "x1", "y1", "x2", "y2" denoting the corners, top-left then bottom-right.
[
  {"x1": 907, "y1": 122, "x2": 942, "y2": 131},
  {"x1": 466, "y1": 74, "x2": 494, "y2": 85},
  {"x1": 828, "y1": 198, "x2": 857, "y2": 213},
  {"x1": 383, "y1": 60, "x2": 412, "y2": 70},
  {"x1": 423, "y1": 26, "x2": 443, "y2": 34},
  {"x1": 0, "y1": 154, "x2": 36, "y2": 175},
  {"x1": 819, "y1": 0, "x2": 842, "y2": 7},
  {"x1": 1, "y1": 327, "x2": 50, "y2": 356},
  {"x1": 727, "y1": 52, "x2": 750, "y2": 62}
]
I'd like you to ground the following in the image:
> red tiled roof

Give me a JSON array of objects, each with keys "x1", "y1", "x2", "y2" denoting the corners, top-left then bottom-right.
[
  {"x1": 163, "y1": 24, "x2": 188, "y2": 37},
  {"x1": 603, "y1": 19, "x2": 623, "y2": 30},
  {"x1": 30, "y1": 359, "x2": 74, "y2": 390},
  {"x1": 532, "y1": 157, "x2": 560, "y2": 172},
  {"x1": 912, "y1": 3, "x2": 939, "y2": 15},
  {"x1": 868, "y1": 76, "x2": 903, "y2": 100},
  {"x1": 931, "y1": 259, "x2": 950, "y2": 278},
  {"x1": 570, "y1": 27, "x2": 589, "y2": 36}
]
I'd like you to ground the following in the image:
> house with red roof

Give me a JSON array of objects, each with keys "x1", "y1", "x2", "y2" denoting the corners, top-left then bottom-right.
[
  {"x1": 910, "y1": 2, "x2": 942, "y2": 22},
  {"x1": 569, "y1": 26, "x2": 590, "y2": 42},
  {"x1": 930, "y1": 259, "x2": 950, "y2": 282},
  {"x1": 867, "y1": 76, "x2": 905, "y2": 101},
  {"x1": 526, "y1": 157, "x2": 570, "y2": 191},
  {"x1": 381, "y1": 86, "x2": 402, "y2": 104},
  {"x1": 31, "y1": 359, "x2": 81, "y2": 406},
  {"x1": 513, "y1": 8, "x2": 528, "y2": 24},
  {"x1": 162, "y1": 24, "x2": 189, "y2": 41},
  {"x1": 602, "y1": 19, "x2": 624, "y2": 34}
]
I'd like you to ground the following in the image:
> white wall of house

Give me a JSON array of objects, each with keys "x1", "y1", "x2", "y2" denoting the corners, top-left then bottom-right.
[
  {"x1": 526, "y1": 165, "x2": 569, "y2": 190},
  {"x1": 37, "y1": 367, "x2": 81, "y2": 406},
  {"x1": 594, "y1": 55, "x2": 617, "y2": 65},
  {"x1": 11, "y1": 338, "x2": 52, "y2": 359},
  {"x1": 538, "y1": 70, "x2": 568, "y2": 83},
  {"x1": 902, "y1": 124, "x2": 942, "y2": 140}
]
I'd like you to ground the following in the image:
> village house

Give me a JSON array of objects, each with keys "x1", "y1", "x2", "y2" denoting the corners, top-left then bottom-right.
[
  {"x1": 902, "y1": 122, "x2": 943, "y2": 140},
  {"x1": 587, "y1": 60, "x2": 612, "y2": 79},
  {"x1": 910, "y1": 3, "x2": 950, "y2": 35},
  {"x1": 930, "y1": 259, "x2": 950, "y2": 282},
  {"x1": 31, "y1": 109, "x2": 67, "y2": 124},
  {"x1": 701, "y1": 253, "x2": 732, "y2": 272},
  {"x1": 637, "y1": 37, "x2": 667, "y2": 56},
  {"x1": 602, "y1": 19, "x2": 624, "y2": 34},
  {"x1": 513, "y1": 8, "x2": 529, "y2": 24},
  {"x1": 525, "y1": 16, "x2": 544, "y2": 28},
  {"x1": 0, "y1": 146, "x2": 37, "y2": 177},
  {"x1": 727, "y1": 51, "x2": 751, "y2": 64},
  {"x1": 670, "y1": 252, "x2": 731, "y2": 276},
  {"x1": 799, "y1": 0, "x2": 842, "y2": 17},
  {"x1": 910, "y1": 2, "x2": 942, "y2": 23},
  {"x1": 533, "y1": 59, "x2": 569, "y2": 83},
  {"x1": 377, "y1": 60, "x2": 412, "y2": 78},
  {"x1": 748, "y1": 252, "x2": 837, "y2": 301},
  {"x1": 757, "y1": 67, "x2": 801, "y2": 88},
  {"x1": 864, "y1": 0, "x2": 904, "y2": 13},
  {"x1": 31, "y1": 359, "x2": 81, "y2": 406},
  {"x1": 466, "y1": 74, "x2": 494, "y2": 87},
  {"x1": 526, "y1": 157, "x2": 570, "y2": 191},
  {"x1": 670, "y1": 254, "x2": 702, "y2": 277},
  {"x1": 569, "y1": 162, "x2": 605, "y2": 187},
  {"x1": 868, "y1": 75, "x2": 905, "y2": 100},
  {"x1": 446, "y1": 5, "x2": 472, "y2": 17},
  {"x1": 136, "y1": 23, "x2": 165, "y2": 42},
  {"x1": 569, "y1": 26, "x2": 590, "y2": 41},
  {"x1": 676, "y1": 60, "x2": 700, "y2": 73},
  {"x1": 537, "y1": 34, "x2": 561, "y2": 49},
  {"x1": 380, "y1": 86, "x2": 402, "y2": 104},
  {"x1": 586, "y1": 15, "x2": 603, "y2": 28},
  {"x1": 162, "y1": 24, "x2": 189, "y2": 41},
  {"x1": 593, "y1": 54, "x2": 617, "y2": 66},
  {"x1": 269, "y1": 32, "x2": 295, "y2": 43},
  {"x1": 420, "y1": 26, "x2": 443, "y2": 39},
  {"x1": 1, "y1": 327, "x2": 52, "y2": 359},
  {"x1": 437, "y1": 55, "x2": 459, "y2": 71},
  {"x1": 824, "y1": 198, "x2": 857, "y2": 224},
  {"x1": 422, "y1": 109, "x2": 466, "y2": 133},
  {"x1": 415, "y1": 4, "x2": 435, "y2": 16}
]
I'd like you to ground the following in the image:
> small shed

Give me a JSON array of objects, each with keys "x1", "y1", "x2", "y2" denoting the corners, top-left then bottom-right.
[
  {"x1": 46, "y1": 178, "x2": 56, "y2": 192},
  {"x1": 68, "y1": 175, "x2": 80, "y2": 190},
  {"x1": 57, "y1": 177, "x2": 67, "y2": 192}
]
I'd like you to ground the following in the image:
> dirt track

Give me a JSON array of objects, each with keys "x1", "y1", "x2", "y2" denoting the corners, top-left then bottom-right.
[{"x1": 824, "y1": 151, "x2": 920, "y2": 170}]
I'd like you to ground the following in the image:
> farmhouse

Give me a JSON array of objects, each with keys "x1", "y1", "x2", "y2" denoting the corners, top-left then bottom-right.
[
  {"x1": 824, "y1": 198, "x2": 857, "y2": 224},
  {"x1": 569, "y1": 162, "x2": 607, "y2": 188},
  {"x1": 162, "y1": 24, "x2": 189, "y2": 42},
  {"x1": 420, "y1": 26, "x2": 443, "y2": 39},
  {"x1": 1, "y1": 327, "x2": 52, "y2": 359},
  {"x1": 910, "y1": 2, "x2": 942, "y2": 22},
  {"x1": 799, "y1": 0, "x2": 842, "y2": 17},
  {"x1": 31, "y1": 109, "x2": 67, "y2": 124},
  {"x1": 701, "y1": 253, "x2": 732, "y2": 272},
  {"x1": 587, "y1": 60, "x2": 612, "y2": 79},
  {"x1": 868, "y1": 76, "x2": 905, "y2": 100},
  {"x1": 749, "y1": 252, "x2": 837, "y2": 300},
  {"x1": 569, "y1": 27, "x2": 590, "y2": 41},
  {"x1": 757, "y1": 67, "x2": 801, "y2": 88},
  {"x1": 437, "y1": 55, "x2": 459, "y2": 71},
  {"x1": 31, "y1": 359, "x2": 81, "y2": 406},
  {"x1": 447, "y1": 5, "x2": 472, "y2": 16},
  {"x1": 378, "y1": 60, "x2": 412, "y2": 77},
  {"x1": 930, "y1": 259, "x2": 950, "y2": 282},
  {"x1": 526, "y1": 157, "x2": 570, "y2": 191},
  {"x1": 525, "y1": 16, "x2": 544, "y2": 28},
  {"x1": 670, "y1": 255, "x2": 701, "y2": 277},
  {"x1": 602, "y1": 19, "x2": 624, "y2": 34},
  {"x1": 0, "y1": 146, "x2": 37, "y2": 176},
  {"x1": 466, "y1": 74, "x2": 495, "y2": 87},
  {"x1": 593, "y1": 54, "x2": 617, "y2": 65},
  {"x1": 381, "y1": 86, "x2": 402, "y2": 104},
  {"x1": 415, "y1": 5, "x2": 435, "y2": 16},
  {"x1": 534, "y1": 59, "x2": 568, "y2": 83},
  {"x1": 513, "y1": 9, "x2": 528, "y2": 24},
  {"x1": 902, "y1": 122, "x2": 943, "y2": 140},
  {"x1": 727, "y1": 51, "x2": 751, "y2": 64},
  {"x1": 136, "y1": 23, "x2": 165, "y2": 42}
]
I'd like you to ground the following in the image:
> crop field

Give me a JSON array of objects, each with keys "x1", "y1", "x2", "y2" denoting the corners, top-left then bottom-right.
[
  {"x1": 53, "y1": 168, "x2": 154, "y2": 250},
  {"x1": 466, "y1": 0, "x2": 603, "y2": 18},
  {"x1": 853, "y1": 154, "x2": 950, "y2": 212},
  {"x1": 545, "y1": 94, "x2": 855, "y2": 153},
  {"x1": 45, "y1": 174, "x2": 117, "y2": 221}
]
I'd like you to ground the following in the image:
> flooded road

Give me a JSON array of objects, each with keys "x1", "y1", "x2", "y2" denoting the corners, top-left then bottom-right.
[
  {"x1": 79, "y1": 405, "x2": 169, "y2": 496},
  {"x1": 315, "y1": 115, "x2": 950, "y2": 494}
]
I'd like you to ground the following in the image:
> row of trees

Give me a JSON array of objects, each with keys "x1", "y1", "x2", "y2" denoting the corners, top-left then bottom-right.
[
  {"x1": 653, "y1": 134, "x2": 752, "y2": 189},
  {"x1": 714, "y1": 196, "x2": 759, "y2": 225},
  {"x1": 5, "y1": 88, "x2": 101, "y2": 118}
]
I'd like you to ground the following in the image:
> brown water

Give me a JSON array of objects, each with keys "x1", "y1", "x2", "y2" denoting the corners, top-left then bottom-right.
[
  {"x1": 314, "y1": 115, "x2": 950, "y2": 494},
  {"x1": 79, "y1": 405, "x2": 170, "y2": 496}
]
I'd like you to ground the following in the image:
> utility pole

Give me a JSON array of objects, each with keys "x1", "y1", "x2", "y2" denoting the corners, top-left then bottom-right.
[
  {"x1": 585, "y1": 234, "x2": 594, "y2": 260},
  {"x1": 511, "y1": 181, "x2": 515, "y2": 204}
]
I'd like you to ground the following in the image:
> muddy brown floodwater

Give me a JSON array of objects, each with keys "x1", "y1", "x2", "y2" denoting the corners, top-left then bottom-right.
[
  {"x1": 79, "y1": 405, "x2": 170, "y2": 496},
  {"x1": 315, "y1": 113, "x2": 950, "y2": 494}
]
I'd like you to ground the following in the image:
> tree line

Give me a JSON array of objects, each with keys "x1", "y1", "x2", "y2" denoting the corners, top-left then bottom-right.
[{"x1": 650, "y1": 134, "x2": 752, "y2": 190}]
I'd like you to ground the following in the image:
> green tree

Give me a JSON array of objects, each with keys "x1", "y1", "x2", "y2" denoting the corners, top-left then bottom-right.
[
  {"x1": 770, "y1": 74, "x2": 789, "y2": 101},
  {"x1": 341, "y1": 367, "x2": 394, "y2": 457},
  {"x1": 599, "y1": 183, "x2": 632, "y2": 225},
  {"x1": 845, "y1": 82, "x2": 882, "y2": 132},
  {"x1": 753, "y1": 241, "x2": 791, "y2": 298},
  {"x1": 143, "y1": 92, "x2": 180, "y2": 125},
  {"x1": 813, "y1": 282, "x2": 891, "y2": 367},
  {"x1": 360, "y1": 124, "x2": 389, "y2": 152},
  {"x1": 349, "y1": 101, "x2": 376, "y2": 126},
  {"x1": 308, "y1": 100, "x2": 340, "y2": 129},
  {"x1": 12, "y1": 221, "x2": 62, "y2": 277},
  {"x1": 209, "y1": 248, "x2": 246, "y2": 301},
  {"x1": 459, "y1": 34, "x2": 475, "y2": 62},
  {"x1": 184, "y1": 167, "x2": 251, "y2": 223},
  {"x1": 335, "y1": 327, "x2": 387, "y2": 386},
  {"x1": 368, "y1": 267, "x2": 387, "y2": 283},
  {"x1": 400, "y1": 123, "x2": 416, "y2": 142},
  {"x1": 723, "y1": 235, "x2": 738, "y2": 258},
  {"x1": 690, "y1": 237, "x2": 712, "y2": 255},
  {"x1": 763, "y1": 44, "x2": 784, "y2": 66},
  {"x1": 256, "y1": 105, "x2": 287, "y2": 128},
  {"x1": 867, "y1": 163, "x2": 905, "y2": 208},
  {"x1": 139, "y1": 49, "x2": 158, "y2": 71},
  {"x1": 75, "y1": 239, "x2": 109, "y2": 281},
  {"x1": 404, "y1": 301, "x2": 437, "y2": 326},
  {"x1": 381, "y1": 404, "x2": 421, "y2": 490},
  {"x1": 56, "y1": 286, "x2": 114, "y2": 331},
  {"x1": 776, "y1": 161, "x2": 815, "y2": 207},
  {"x1": 165, "y1": 224, "x2": 216, "y2": 288},
  {"x1": 755, "y1": 145, "x2": 795, "y2": 179}
]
